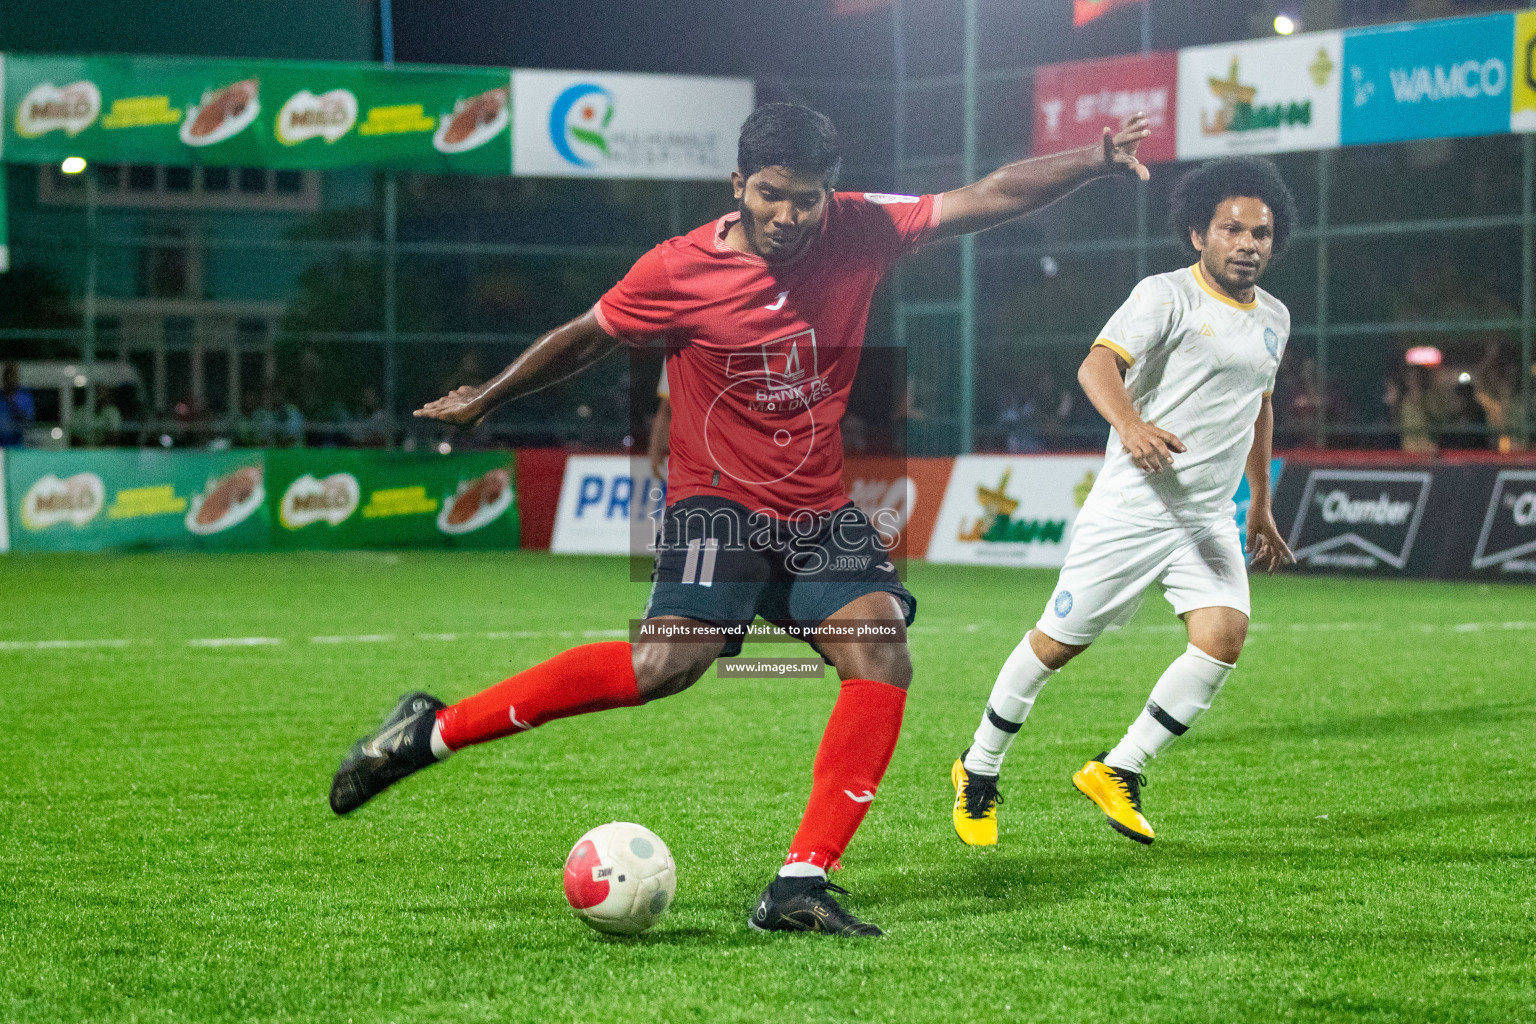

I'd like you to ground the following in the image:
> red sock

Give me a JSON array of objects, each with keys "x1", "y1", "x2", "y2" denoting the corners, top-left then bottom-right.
[
  {"x1": 435, "y1": 641, "x2": 641, "y2": 751},
  {"x1": 784, "y1": 678, "x2": 907, "y2": 872}
]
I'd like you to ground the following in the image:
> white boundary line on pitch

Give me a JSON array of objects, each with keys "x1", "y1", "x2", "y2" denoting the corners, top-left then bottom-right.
[
  {"x1": 1, "y1": 622, "x2": 1531, "y2": 654},
  {"x1": 0, "y1": 638, "x2": 137, "y2": 651},
  {"x1": 311, "y1": 634, "x2": 397, "y2": 644}
]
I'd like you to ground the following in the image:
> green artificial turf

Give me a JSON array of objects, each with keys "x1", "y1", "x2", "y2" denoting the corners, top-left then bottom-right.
[{"x1": 1, "y1": 551, "x2": 1533, "y2": 1023}]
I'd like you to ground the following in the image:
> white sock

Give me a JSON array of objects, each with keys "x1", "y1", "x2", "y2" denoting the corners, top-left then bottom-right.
[
  {"x1": 777, "y1": 861, "x2": 827, "y2": 880},
  {"x1": 429, "y1": 719, "x2": 453, "y2": 761},
  {"x1": 1103, "y1": 643, "x2": 1233, "y2": 775},
  {"x1": 963, "y1": 634, "x2": 1057, "y2": 776}
]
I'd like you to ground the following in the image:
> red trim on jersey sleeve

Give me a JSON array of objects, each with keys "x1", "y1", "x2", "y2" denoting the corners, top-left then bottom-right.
[{"x1": 596, "y1": 244, "x2": 675, "y2": 346}]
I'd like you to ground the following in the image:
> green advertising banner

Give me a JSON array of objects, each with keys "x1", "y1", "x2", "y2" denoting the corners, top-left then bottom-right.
[
  {"x1": 5, "y1": 54, "x2": 512, "y2": 174},
  {"x1": 265, "y1": 449, "x2": 517, "y2": 550},
  {"x1": 5, "y1": 448, "x2": 269, "y2": 552}
]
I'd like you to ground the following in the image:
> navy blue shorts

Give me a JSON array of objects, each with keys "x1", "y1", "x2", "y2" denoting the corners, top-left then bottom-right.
[{"x1": 643, "y1": 496, "x2": 916, "y2": 658}]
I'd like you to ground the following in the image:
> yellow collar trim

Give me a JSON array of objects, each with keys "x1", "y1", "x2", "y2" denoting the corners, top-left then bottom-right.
[{"x1": 1192, "y1": 264, "x2": 1257, "y2": 310}]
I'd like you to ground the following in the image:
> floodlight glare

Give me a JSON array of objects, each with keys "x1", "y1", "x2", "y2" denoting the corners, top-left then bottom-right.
[
  {"x1": 1273, "y1": 15, "x2": 1296, "y2": 35},
  {"x1": 61, "y1": 156, "x2": 88, "y2": 174}
]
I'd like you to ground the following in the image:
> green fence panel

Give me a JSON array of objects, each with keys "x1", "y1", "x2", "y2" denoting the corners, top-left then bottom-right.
[
  {"x1": 5, "y1": 448, "x2": 269, "y2": 552},
  {"x1": 265, "y1": 449, "x2": 517, "y2": 550}
]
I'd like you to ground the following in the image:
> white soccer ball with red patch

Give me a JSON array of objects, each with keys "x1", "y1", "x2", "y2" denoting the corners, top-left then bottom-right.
[{"x1": 563, "y1": 822, "x2": 676, "y2": 935}]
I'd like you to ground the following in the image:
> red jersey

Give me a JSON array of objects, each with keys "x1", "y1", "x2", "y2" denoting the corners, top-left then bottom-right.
[{"x1": 595, "y1": 191, "x2": 942, "y2": 519}]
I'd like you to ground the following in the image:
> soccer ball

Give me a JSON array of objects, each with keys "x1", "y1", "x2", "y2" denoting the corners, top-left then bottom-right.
[{"x1": 563, "y1": 822, "x2": 676, "y2": 935}]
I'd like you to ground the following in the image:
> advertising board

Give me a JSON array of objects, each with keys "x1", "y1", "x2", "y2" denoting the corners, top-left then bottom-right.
[
  {"x1": 926, "y1": 455, "x2": 1101, "y2": 567},
  {"x1": 1232, "y1": 458, "x2": 1284, "y2": 536},
  {"x1": 266, "y1": 450, "x2": 517, "y2": 550},
  {"x1": 1285, "y1": 468, "x2": 1433, "y2": 571},
  {"x1": 512, "y1": 70, "x2": 753, "y2": 180},
  {"x1": 1471, "y1": 469, "x2": 1536, "y2": 577},
  {"x1": 4, "y1": 448, "x2": 269, "y2": 552},
  {"x1": 1271, "y1": 459, "x2": 1534, "y2": 582},
  {"x1": 549, "y1": 455, "x2": 666, "y2": 556},
  {"x1": 841, "y1": 456, "x2": 953, "y2": 561},
  {"x1": 5, "y1": 54, "x2": 513, "y2": 173},
  {"x1": 1176, "y1": 31, "x2": 1343, "y2": 159},
  {"x1": 0, "y1": 449, "x2": 8, "y2": 554},
  {"x1": 1510, "y1": 11, "x2": 1536, "y2": 132},
  {"x1": 1033, "y1": 52, "x2": 1178, "y2": 164},
  {"x1": 1341, "y1": 13, "x2": 1515, "y2": 146}
]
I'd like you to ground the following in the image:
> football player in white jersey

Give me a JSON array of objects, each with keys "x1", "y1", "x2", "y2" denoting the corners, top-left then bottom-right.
[{"x1": 952, "y1": 157, "x2": 1298, "y2": 847}]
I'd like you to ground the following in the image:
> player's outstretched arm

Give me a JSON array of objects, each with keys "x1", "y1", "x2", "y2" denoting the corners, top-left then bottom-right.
[
  {"x1": 1244, "y1": 394, "x2": 1295, "y2": 573},
  {"x1": 414, "y1": 309, "x2": 618, "y2": 428},
  {"x1": 1078, "y1": 345, "x2": 1185, "y2": 474},
  {"x1": 931, "y1": 113, "x2": 1151, "y2": 241}
]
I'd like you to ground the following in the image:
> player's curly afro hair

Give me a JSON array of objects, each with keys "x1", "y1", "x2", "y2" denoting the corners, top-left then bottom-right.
[
  {"x1": 1168, "y1": 156, "x2": 1297, "y2": 259},
  {"x1": 737, "y1": 103, "x2": 842, "y2": 188}
]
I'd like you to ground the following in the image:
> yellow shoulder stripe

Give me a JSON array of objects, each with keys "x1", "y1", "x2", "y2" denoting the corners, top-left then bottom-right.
[{"x1": 1093, "y1": 338, "x2": 1135, "y2": 366}]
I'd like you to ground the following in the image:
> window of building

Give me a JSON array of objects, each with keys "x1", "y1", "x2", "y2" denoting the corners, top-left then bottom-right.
[{"x1": 38, "y1": 163, "x2": 320, "y2": 211}]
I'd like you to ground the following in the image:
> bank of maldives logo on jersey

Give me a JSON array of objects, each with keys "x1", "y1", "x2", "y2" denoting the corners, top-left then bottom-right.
[
  {"x1": 1341, "y1": 13, "x2": 1515, "y2": 146},
  {"x1": 706, "y1": 330, "x2": 830, "y2": 487}
]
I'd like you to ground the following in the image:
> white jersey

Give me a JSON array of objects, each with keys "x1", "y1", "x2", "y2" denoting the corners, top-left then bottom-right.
[{"x1": 1083, "y1": 264, "x2": 1288, "y2": 526}]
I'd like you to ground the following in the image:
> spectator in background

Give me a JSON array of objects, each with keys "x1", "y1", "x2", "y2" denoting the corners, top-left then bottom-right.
[
  {"x1": 1471, "y1": 343, "x2": 1514, "y2": 453},
  {"x1": 1508, "y1": 360, "x2": 1534, "y2": 452},
  {"x1": 0, "y1": 361, "x2": 35, "y2": 447},
  {"x1": 440, "y1": 348, "x2": 487, "y2": 397},
  {"x1": 1385, "y1": 365, "x2": 1435, "y2": 455},
  {"x1": 296, "y1": 347, "x2": 325, "y2": 422},
  {"x1": 1439, "y1": 370, "x2": 1489, "y2": 450},
  {"x1": 1035, "y1": 368, "x2": 1077, "y2": 450},
  {"x1": 171, "y1": 397, "x2": 212, "y2": 448},
  {"x1": 252, "y1": 384, "x2": 305, "y2": 447},
  {"x1": 236, "y1": 389, "x2": 266, "y2": 448},
  {"x1": 997, "y1": 390, "x2": 1042, "y2": 453},
  {"x1": 352, "y1": 386, "x2": 392, "y2": 448},
  {"x1": 279, "y1": 392, "x2": 306, "y2": 447},
  {"x1": 74, "y1": 389, "x2": 124, "y2": 448}
]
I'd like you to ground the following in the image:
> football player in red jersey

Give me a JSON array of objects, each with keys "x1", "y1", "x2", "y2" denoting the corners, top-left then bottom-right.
[{"x1": 331, "y1": 103, "x2": 1151, "y2": 936}]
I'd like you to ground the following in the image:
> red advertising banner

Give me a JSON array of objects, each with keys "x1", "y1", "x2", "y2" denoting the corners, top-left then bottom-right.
[
  {"x1": 1033, "y1": 51, "x2": 1178, "y2": 164},
  {"x1": 1073, "y1": 0, "x2": 1145, "y2": 28},
  {"x1": 842, "y1": 456, "x2": 954, "y2": 561}
]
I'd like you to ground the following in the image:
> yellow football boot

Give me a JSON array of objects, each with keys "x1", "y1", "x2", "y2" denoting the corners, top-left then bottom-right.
[
  {"x1": 1072, "y1": 753, "x2": 1154, "y2": 845},
  {"x1": 951, "y1": 752, "x2": 1003, "y2": 846}
]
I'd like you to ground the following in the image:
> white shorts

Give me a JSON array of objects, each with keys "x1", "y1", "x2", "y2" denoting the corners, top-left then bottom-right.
[{"x1": 1036, "y1": 508, "x2": 1250, "y2": 646}]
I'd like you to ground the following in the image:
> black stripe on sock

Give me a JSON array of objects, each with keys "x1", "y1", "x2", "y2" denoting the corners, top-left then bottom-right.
[
  {"x1": 985, "y1": 704, "x2": 1023, "y2": 734},
  {"x1": 1146, "y1": 700, "x2": 1189, "y2": 736}
]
